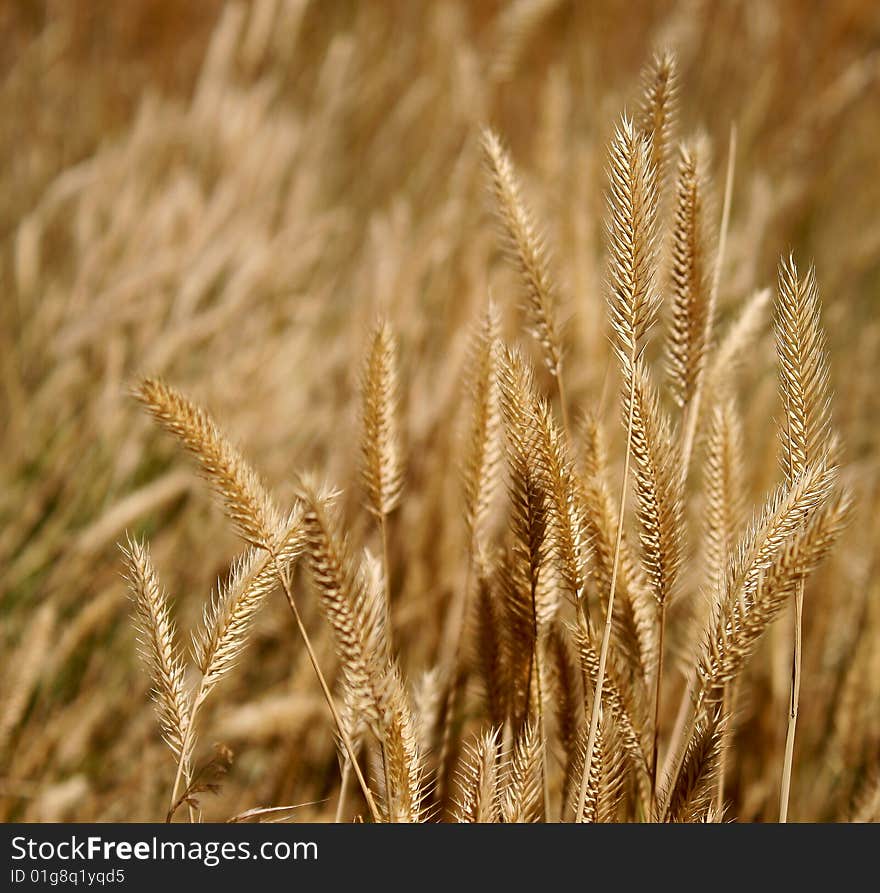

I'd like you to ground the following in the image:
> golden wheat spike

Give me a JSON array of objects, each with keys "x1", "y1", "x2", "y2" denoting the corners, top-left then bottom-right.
[
  {"x1": 662, "y1": 472, "x2": 850, "y2": 820},
  {"x1": 462, "y1": 300, "x2": 503, "y2": 547},
  {"x1": 699, "y1": 482, "x2": 851, "y2": 693},
  {"x1": 547, "y1": 624, "x2": 581, "y2": 808},
  {"x1": 297, "y1": 478, "x2": 388, "y2": 729},
  {"x1": 775, "y1": 256, "x2": 834, "y2": 479},
  {"x1": 568, "y1": 711, "x2": 627, "y2": 822},
  {"x1": 360, "y1": 318, "x2": 404, "y2": 518},
  {"x1": 703, "y1": 395, "x2": 746, "y2": 600},
  {"x1": 381, "y1": 664, "x2": 427, "y2": 823},
  {"x1": 498, "y1": 346, "x2": 553, "y2": 626},
  {"x1": 627, "y1": 362, "x2": 679, "y2": 811},
  {"x1": 662, "y1": 708, "x2": 725, "y2": 823},
  {"x1": 473, "y1": 564, "x2": 510, "y2": 730},
  {"x1": 453, "y1": 728, "x2": 501, "y2": 823},
  {"x1": 501, "y1": 717, "x2": 543, "y2": 822},
  {"x1": 135, "y1": 378, "x2": 279, "y2": 549},
  {"x1": 190, "y1": 544, "x2": 285, "y2": 701},
  {"x1": 626, "y1": 359, "x2": 685, "y2": 609},
  {"x1": 482, "y1": 128, "x2": 564, "y2": 377},
  {"x1": 572, "y1": 622, "x2": 651, "y2": 802},
  {"x1": 531, "y1": 399, "x2": 589, "y2": 607},
  {"x1": 495, "y1": 542, "x2": 536, "y2": 725},
  {"x1": 667, "y1": 142, "x2": 710, "y2": 409},
  {"x1": 638, "y1": 50, "x2": 678, "y2": 196},
  {"x1": 299, "y1": 478, "x2": 427, "y2": 822},
  {"x1": 122, "y1": 538, "x2": 190, "y2": 761},
  {"x1": 607, "y1": 115, "x2": 660, "y2": 370},
  {"x1": 774, "y1": 257, "x2": 836, "y2": 822}
]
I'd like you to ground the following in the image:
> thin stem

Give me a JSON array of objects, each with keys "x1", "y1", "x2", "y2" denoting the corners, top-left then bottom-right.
[
  {"x1": 382, "y1": 741, "x2": 393, "y2": 822},
  {"x1": 274, "y1": 560, "x2": 381, "y2": 823},
  {"x1": 555, "y1": 365, "x2": 573, "y2": 446},
  {"x1": 434, "y1": 558, "x2": 473, "y2": 809},
  {"x1": 650, "y1": 600, "x2": 667, "y2": 820},
  {"x1": 379, "y1": 512, "x2": 393, "y2": 640},
  {"x1": 378, "y1": 512, "x2": 395, "y2": 820},
  {"x1": 335, "y1": 759, "x2": 352, "y2": 823},
  {"x1": 574, "y1": 365, "x2": 637, "y2": 822},
  {"x1": 169, "y1": 685, "x2": 202, "y2": 823},
  {"x1": 658, "y1": 681, "x2": 703, "y2": 820},
  {"x1": 528, "y1": 573, "x2": 551, "y2": 822},
  {"x1": 661, "y1": 672, "x2": 694, "y2": 784},
  {"x1": 779, "y1": 580, "x2": 804, "y2": 822},
  {"x1": 716, "y1": 679, "x2": 735, "y2": 816},
  {"x1": 680, "y1": 125, "x2": 737, "y2": 485}
]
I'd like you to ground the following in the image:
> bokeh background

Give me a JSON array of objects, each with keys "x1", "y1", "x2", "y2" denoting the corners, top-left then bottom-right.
[{"x1": 1, "y1": 0, "x2": 878, "y2": 821}]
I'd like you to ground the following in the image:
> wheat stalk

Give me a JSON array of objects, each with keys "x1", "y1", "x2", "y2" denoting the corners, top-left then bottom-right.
[
  {"x1": 774, "y1": 255, "x2": 834, "y2": 822},
  {"x1": 135, "y1": 380, "x2": 379, "y2": 820},
  {"x1": 576, "y1": 111, "x2": 660, "y2": 823}
]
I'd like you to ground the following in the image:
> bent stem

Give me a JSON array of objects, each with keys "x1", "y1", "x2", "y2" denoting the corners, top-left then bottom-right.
[
  {"x1": 779, "y1": 579, "x2": 804, "y2": 822},
  {"x1": 555, "y1": 365, "x2": 573, "y2": 446},
  {"x1": 380, "y1": 512, "x2": 393, "y2": 642},
  {"x1": 335, "y1": 759, "x2": 352, "y2": 823},
  {"x1": 658, "y1": 677, "x2": 702, "y2": 819},
  {"x1": 574, "y1": 366, "x2": 637, "y2": 821},
  {"x1": 716, "y1": 679, "x2": 736, "y2": 814},
  {"x1": 434, "y1": 557, "x2": 473, "y2": 809},
  {"x1": 528, "y1": 573, "x2": 551, "y2": 822},
  {"x1": 169, "y1": 687, "x2": 202, "y2": 823},
  {"x1": 650, "y1": 600, "x2": 667, "y2": 820}
]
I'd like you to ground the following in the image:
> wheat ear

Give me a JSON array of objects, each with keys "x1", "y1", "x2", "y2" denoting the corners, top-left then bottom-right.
[
  {"x1": 702, "y1": 395, "x2": 746, "y2": 812},
  {"x1": 638, "y1": 50, "x2": 678, "y2": 201},
  {"x1": 775, "y1": 256, "x2": 834, "y2": 822},
  {"x1": 576, "y1": 112, "x2": 659, "y2": 824},
  {"x1": 625, "y1": 359, "x2": 685, "y2": 813},
  {"x1": 661, "y1": 707, "x2": 725, "y2": 823},
  {"x1": 453, "y1": 728, "x2": 501, "y2": 823},
  {"x1": 662, "y1": 478, "x2": 850, "y2": 818},
  {"x1": 360, "y1": 317, "x2": 404, "y2": 640},
  {"x1": 481, "y1": 127, "x2": 571, "y2": 437},
  {"x1": 122, "y1": 539, "x2": 193, "y2": 819},
  {"x1": 569, "y1": 711, "x2": 627, "y2": 822},
  {"x1": 502, "y1": 717, "x2": 544, "y2": 822},
  {"x1": 498, "y1": 345, "x2": 553, "y2": 818},
  {"x1": 436, "y1": 302, "x2": 503, "y2": 805},
  {"x1": 666, "y1": 141, "x2": 710, "y2": 411},
  {"x1": 572, "y1": 623, "x2": 651, "y2": 807},
  {"x1": 175, "y1": 517, "x2": 300, "y2": 821},
  {"x1": 135, "y1": 378, "x2": 279, "y2": 548},
  {"x1": 135, "y1": 380, "x2": 377, "y2": 820},
  {"x1": 299, "y1": 479, "x2": 426, "y2": 821},
  {"x1": 679, "y1": 125, "x2": 736, "y2": 484},
  {"x1": 123, "y1": 538, "x2": 189, "y2": 755}
]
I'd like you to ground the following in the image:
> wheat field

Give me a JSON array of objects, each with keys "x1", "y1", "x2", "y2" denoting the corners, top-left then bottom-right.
[{"x1": 2, "y1": 0, "x2": 879, "y2": 823}]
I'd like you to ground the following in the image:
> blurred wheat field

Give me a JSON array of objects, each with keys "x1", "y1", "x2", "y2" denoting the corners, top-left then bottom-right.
[{"x1": 1, "y1": 0, "x2": 879, "y2": 823}]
